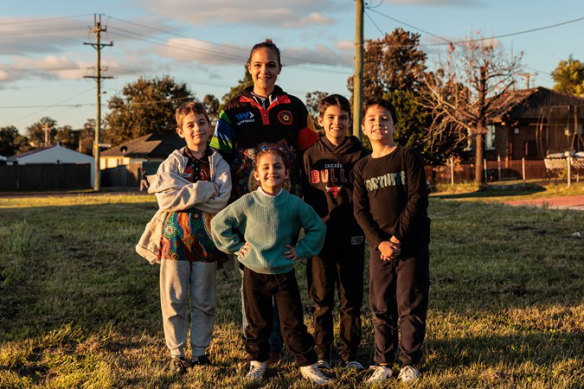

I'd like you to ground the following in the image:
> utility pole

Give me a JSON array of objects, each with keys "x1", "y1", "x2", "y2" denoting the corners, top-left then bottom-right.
[
  {"x1": 43, "y1": 123, "x2": 50, "y2": 147},
  {"x1": 84, "y1": 14, "x2": 113, "y2": 192},
  {"x1": 353, "y1": 0, "x2": 364, "y2": 139}
]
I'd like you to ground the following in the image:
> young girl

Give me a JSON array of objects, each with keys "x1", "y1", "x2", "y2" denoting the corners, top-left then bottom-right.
[
  {"x1": 136, "y1": 101, "x2": 232, "y2": 374},
  {"x1": 302, "y1": 94, "x2": 369, "y2": 371},
  {"x1": 210, "y1": 148, "x2": 331, "y2": 385}
]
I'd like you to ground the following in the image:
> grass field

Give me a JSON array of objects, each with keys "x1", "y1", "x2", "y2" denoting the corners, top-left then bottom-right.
[{"x1": 0, "y1": 191, "x2": 583, "y2": 388}]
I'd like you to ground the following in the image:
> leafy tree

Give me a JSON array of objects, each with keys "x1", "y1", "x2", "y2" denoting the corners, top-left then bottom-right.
[
  {"x1": 305, "y1": 90, "x2": 329, "y2": 132},
  {"x1": 78, "y1": 119, "x2": 95, "y2": 155},
  {"x1": 55, "y1": 125, "x2": 79, "y2": 150},
  {"x1": 0, "y1": 125, "x2": 20, "y2": 156},
  {"x1": 221, "y1": 66, "x2": 253, "y2": 109},
  {"x1": 26, "y1": 117, "x2": 57, "y2": 148},
  {"x1": 202, "y1": 94, "x2": 220, "y2": 124},
  {"x1": 551, "y1": 55, "x2": 584, "y2": 96},
  {"x1": 422, "y1": 32, "x2": 523, "y2": 184},
  {"x1": 104, "y1": 75, "x2": 194, "y2": 145}
]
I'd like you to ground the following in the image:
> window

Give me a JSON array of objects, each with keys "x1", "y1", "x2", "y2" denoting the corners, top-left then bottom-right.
[{"x1": 486, "y1": 125, "x2": 496, "y2": 151}]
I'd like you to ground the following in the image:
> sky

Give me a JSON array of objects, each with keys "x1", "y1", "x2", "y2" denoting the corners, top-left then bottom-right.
[{"x1": 1, "y1": 0, "x2": 583, "y2": 134}]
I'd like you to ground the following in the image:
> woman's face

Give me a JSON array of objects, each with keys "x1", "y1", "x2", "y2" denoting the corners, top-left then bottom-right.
[{"x1": 248, "y1": 47, "x2": 281, "y2": 96}]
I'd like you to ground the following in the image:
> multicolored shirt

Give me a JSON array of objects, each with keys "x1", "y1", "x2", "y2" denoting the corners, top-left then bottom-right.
[
  {"x1": 159, "y1": 148, "x2": 225, "y2": 262},
  {"x1": 210, "y1": 85, "x2": 318, "y2": 200}
]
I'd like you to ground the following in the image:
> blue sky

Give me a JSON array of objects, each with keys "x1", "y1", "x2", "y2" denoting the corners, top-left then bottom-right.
[{"x1": 1, "y1": 0, "x2": 583, "y2": 134}]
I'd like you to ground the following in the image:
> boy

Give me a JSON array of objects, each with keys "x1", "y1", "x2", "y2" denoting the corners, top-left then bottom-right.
[
  {"x1": 136, "y1": 102, "x2": 232, "y2": 374},
  {"x1": 211, "y1": 148, "x2": 331, "y2": 385},
  {"x1": 353, "y1": 98, "x2": 431, "y2": 383},
  {"x1": 302, "y1": 94, "x2": 369, "y2": 370}
]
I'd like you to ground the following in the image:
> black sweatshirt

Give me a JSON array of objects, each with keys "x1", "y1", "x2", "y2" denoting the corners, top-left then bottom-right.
[
  {"x1": 352, "y1": 146, "x2": 430, "y2": 253},
  {"x1": 303, "y1": 136, "x2": 369, "y2": 248}
]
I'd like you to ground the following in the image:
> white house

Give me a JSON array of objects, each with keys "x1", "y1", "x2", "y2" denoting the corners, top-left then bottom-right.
[{"x1": 8, "y1": 145, "x2": 95, "y2": 187}]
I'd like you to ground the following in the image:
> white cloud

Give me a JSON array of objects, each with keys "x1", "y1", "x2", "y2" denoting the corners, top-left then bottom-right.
[
  {"x1": 143, "y1": 0, "x2": 346, "y2": 27},
  {"x1": 156, "y1": 38, "x2": 248, "y2": 65},
  {"x1": 388, "y1": 0, "x2": 485, "y2": 6},
  {"x1": 334, "y1": 40, "x2": 354, "y2": 51},
  {"x1": 284, "y1": 44, "x2": 353, "y2": 67}
]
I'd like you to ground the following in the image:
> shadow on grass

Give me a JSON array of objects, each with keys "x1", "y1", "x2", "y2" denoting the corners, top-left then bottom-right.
[
  {"x1": 433, "y1": 184, "x2": 547, "y2": 200},
  {"x1": 426, "y1": 331, "x2": 583, "y2": 372}
]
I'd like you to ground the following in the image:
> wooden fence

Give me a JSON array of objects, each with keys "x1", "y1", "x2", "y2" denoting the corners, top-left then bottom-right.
[{"x1": 0, "y1": 164, "x2": 90, "y2": 191}]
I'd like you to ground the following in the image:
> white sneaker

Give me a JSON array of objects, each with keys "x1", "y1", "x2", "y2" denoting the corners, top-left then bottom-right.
[
  {"x1": 246, "y1": 360, "x2": 266, "y2": 381},
  {"x1": 398, "y1": 365, "x2": 420, "y2": 382},
  {"x1": 367, "y1": 365, "x2": 392, "y2": 384},
  {"x1": 346, "y1": 360, "x2": 365, "y2": 371},
  {"x1": 300, "y1": 363, "x2": 331, "y2": 385},
  {"x1": 317, "y1": 359, "x2": 331, "y2": 370}
]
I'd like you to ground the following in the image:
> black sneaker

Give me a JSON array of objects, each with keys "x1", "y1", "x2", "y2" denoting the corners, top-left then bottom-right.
[
  {"x1": 170, "y1": 356, "x2": 190, "y2": 374},
  {"x1": 191, "y1": 354, "x2": 212, "y2": 366}
]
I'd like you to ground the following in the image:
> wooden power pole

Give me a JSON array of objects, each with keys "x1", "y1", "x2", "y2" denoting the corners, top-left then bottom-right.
[
  {"x1": 84, "y1": 14, "x2": 113, "y2": 192},
  {"x1": 353, "y1": 0, "x2": 364, "y2": 139}
]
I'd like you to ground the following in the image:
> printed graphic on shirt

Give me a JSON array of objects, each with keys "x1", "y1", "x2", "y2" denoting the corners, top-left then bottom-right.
[
  {"x1": 235, "y1": 111, "x2": 255, "y2": 125},
  {"x1": 350, "y1": 236, "x2": 364, "y2": 245},
  {"x1": 309, "y1": 163, "x2": 353, "y2": 184},
  {"x1": 365, "y1": 171, "x2": 407, "y2": 192},
  {"x1": 277, "y1": 110, "x2": 293, "y2": 125}
]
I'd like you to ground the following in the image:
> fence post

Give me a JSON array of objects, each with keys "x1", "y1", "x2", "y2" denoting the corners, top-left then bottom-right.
[
  {"x1": 567, "y1": 156, "x2": 572, "y2": 187},
  {"x1": 483, "y1": 159, "x2": 487, "y2": 182},
  {"x1": 497, "y1": 154, "x2": 501, "y2": 181},
  {"x1": 522, "y1": 158, "x2": 526, "y2": 183},
  {"x1": 450, "y1": 157, "x2": 455, "y2": 186}
]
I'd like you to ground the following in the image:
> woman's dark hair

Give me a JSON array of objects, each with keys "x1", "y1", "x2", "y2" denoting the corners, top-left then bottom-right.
[
  {"x1": 362, "y1": 97, "x2": 397, "y2": 124},
  {"x1": 248, "y1": 39, "x2": 282, "y2": 68}
]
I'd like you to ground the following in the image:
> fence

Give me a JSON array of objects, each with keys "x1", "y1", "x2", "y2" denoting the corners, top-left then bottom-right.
[
  {"x1": 0, "y1": 164, "x2": 91, "y2": 191},
  {"x1": 426, "y1": 159, "x2": 582, "y2": 185}
]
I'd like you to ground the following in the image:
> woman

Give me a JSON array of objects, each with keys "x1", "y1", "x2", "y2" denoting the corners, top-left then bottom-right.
[{"x1": 211, "y1": 39, "x2": 319, "y2": 366}]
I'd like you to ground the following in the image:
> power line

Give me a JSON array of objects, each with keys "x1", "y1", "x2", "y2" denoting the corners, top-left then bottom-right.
[{"x1": 0, "y1": 14, "x2": 90, "y2": 26}]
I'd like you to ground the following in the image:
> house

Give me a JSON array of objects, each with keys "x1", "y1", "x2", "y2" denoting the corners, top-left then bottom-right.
[
  {"x1": 0, "y1": 155, "x2": 6, "y2": 165},
  {"x1": 99, "y1": 133, "x2": 185, "y2": 186},
  {"x1": 488, "y1": 87, "x2": 584, "y2": 162},
  {"x1": 7, "y1": 144, "x2": 95, "y2": 187}
]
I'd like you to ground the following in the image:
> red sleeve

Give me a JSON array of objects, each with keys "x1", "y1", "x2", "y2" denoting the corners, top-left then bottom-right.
[{"x1": 297, "y1": 114, "x2": 319, "y2": 151}]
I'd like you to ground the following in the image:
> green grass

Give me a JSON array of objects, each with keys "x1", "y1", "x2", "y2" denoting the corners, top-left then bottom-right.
[{"x1": 0, "y1": 192, "x2": 583, "y2": 388}]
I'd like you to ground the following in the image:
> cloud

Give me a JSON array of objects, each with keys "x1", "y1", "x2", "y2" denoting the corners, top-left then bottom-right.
[
  {"x1": 143, "y1": 0, "x2": 345, "y2": 27},
  {"x1": 156, "y1": 38, "x2": 248, "y2": 65},
  {"x1": 387, "y1": 0, "x2": 485, "y2": 6},
  {"x1": 284, "y1": 44, "x2": 353, "y2": 67}
]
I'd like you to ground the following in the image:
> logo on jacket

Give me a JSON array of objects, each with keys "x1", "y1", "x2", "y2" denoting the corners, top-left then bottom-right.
[
  {"x1": 277, "y1": 110, "x2": 293, "y2": 125},
  {"x1": 325, "y1": 184, "x2": 341, "y2": 199},
  {"x1": 235, "y1": 111, "x2": 255, "y2": 125}
]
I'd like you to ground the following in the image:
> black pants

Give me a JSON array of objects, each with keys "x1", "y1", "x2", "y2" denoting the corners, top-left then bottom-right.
[
  {"x1": 307, "y1": 243, "x2": 364, "y2": 362},
  {"x1": 243, "y1": 266, "x2": 317, "y2": 367},
  {"x1": 369, "y1": 246, "x2": 429, "y2": 366}
]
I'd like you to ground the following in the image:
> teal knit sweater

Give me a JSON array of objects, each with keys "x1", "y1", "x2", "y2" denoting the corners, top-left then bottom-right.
[{"x1": 210, "y1": 189, "x2": 326, "y2": 274}]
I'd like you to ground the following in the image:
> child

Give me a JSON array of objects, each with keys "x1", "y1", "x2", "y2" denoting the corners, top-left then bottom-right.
[
  {"x1": 135, "y1": 101, "x2": 232, "y2": 374},
  {"x1": 211, "y1": 148, "x2": 331, "y2": 385},
  {"x1": 352, "y1": 98, "x2": 431, "y2": 384},
  {"x1": 302, "y1": 94, "x2": 369, "y2": 370}
]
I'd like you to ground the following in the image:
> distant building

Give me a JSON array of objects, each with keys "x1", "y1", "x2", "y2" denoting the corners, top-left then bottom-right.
[
  {"x1": 488, "y1": 87, "x2": 584, "y2": 161},
  {"x1": 7, "y1": 144, "x2": 95, "y2": 187},
  {"x1": 99, "y1": 133, "x2": 185, "y2": 186},
  {"x1": 0, "y1": 155, "x2": 6, "y2": 165}
]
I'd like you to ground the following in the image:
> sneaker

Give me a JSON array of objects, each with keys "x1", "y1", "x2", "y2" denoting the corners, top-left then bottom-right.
[
  {"x1": 300, "y1": 363, "x2": 331, "y2": 385},
  {"x1": 191, "y1": 354, "x2": 212, "y2": 366},
  {"x1": 317, "y1": 359, "x2": 331, "y2": 370},
  {"x1": 246, "y1": 360, "x2": 266, "y2": 381},
  {"x1": 345, "y1": 360, "x2": 365, "y2": 371},
  {"x1": 398, "y1": 365, "x2": 420, "y2": 382},
  {"x1": 367, "y1": 365, "x2": 392, "y2": 383},
  {"x1": 169, "y1": 356, "x2": 190, "y2": 375}
]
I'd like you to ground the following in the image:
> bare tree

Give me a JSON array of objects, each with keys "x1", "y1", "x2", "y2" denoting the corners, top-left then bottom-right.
[{"x1": 422, "y1": 33, "x2": 522, "y2": 184}]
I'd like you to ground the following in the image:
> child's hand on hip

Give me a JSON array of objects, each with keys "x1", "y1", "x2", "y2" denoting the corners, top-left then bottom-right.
[
  {"x1": 283, "y1": 244, "x2": 299, "y2": 261},
  {"x1": 238, "y1": 242, "x2": 251, "y2": 258}
]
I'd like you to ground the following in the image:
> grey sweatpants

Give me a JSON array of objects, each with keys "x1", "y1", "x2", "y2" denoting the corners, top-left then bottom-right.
[{"x1": 160, "y1": 259, "x2": 217, "y2": 359}]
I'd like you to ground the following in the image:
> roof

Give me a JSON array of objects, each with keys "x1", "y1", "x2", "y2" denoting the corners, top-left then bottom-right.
[
  {"x1": 100, "y1": 133, "x2": 186, "y2": 158},
  {"x1": 496, "y1": 87, "x2": 584, "y2": 121},
  {"x1": 11, "y1": 145, "x2": 56, "y2": 159}
]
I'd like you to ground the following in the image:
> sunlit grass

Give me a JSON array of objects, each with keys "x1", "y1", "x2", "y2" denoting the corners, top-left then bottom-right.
[{"x1": 0, "y1": 192, "x2": 583, "y2": 387}]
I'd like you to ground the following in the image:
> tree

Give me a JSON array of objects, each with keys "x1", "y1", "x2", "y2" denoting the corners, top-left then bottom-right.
[
  {"x1": 55, "y1": 125, "x2": 79, "y2": 150},
  {"x1": 26, "y1": 117, "x2": 57, "y2": 148},
  {"x1": 422, "y1": 33, "x2": 523, "y2": 184},
  {"x1": 202, "y1": 94, "x2": 220, "y2": 124},
  {"x1": 78, "y1": 119, "x2": 95, "y2": 155},
  {"x1": 0, "y1": 125, "x2": 20, "y2": 156},
  {"x1": 305, "y1": 90, "x2": 328, "y2": 132},
  {"x1": 104, "y1": 75, "x2": 194, "y2": 145},
  {"x1": 221, "y1": 66, "x2": 253, "y2": 109},
  {"x1": 551, "y1": 56, "x2": 584, "y2": 96}
]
